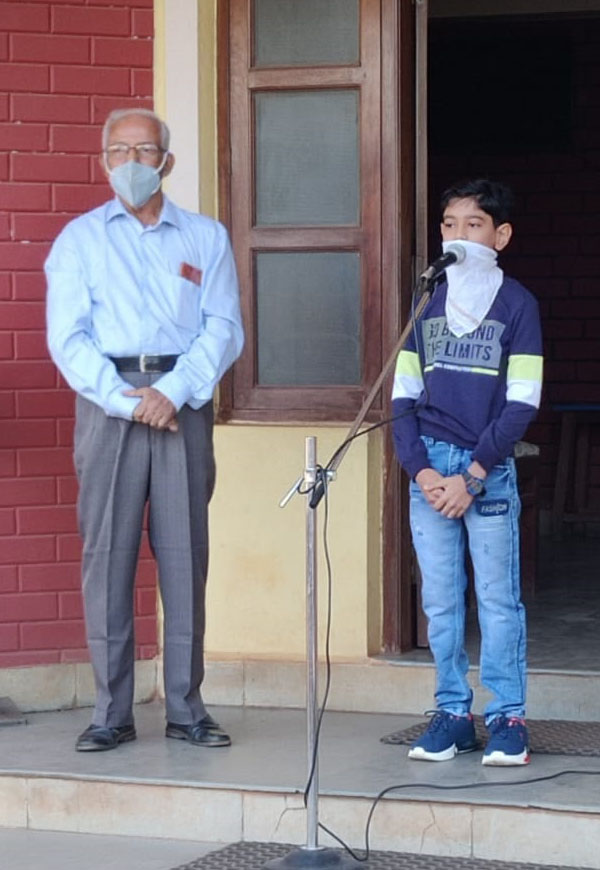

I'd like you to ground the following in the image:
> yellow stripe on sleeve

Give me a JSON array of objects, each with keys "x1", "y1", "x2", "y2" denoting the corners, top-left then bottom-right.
[
  {"x1": 392, "y1": 350, "x2": 423, "y2": 401},
  {"x1": 395, "y1": 350, "x2": 421, "y2": 378},
  {"x1": 507, "y1": 354, "x2": 543, "y2": 383},
  {"x1": 507, "y1": 354, "x2": 543, "y2": 408}
]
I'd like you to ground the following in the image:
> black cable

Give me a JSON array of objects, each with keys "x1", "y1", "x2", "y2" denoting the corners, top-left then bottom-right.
[
  {"x1": 323, "y1": 410, "x2": 413, "y2": 474},
  {"x1": 317, "y1": 768, "x2": 600, "y2": 863}
]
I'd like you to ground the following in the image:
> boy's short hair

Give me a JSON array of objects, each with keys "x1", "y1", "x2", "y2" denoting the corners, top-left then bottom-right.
[{"x1": 440, "y1": 179, "x2": 515, "y2": 227}]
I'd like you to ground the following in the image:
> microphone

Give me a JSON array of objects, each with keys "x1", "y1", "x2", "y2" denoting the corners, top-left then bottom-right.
[{"x1": 419, "y1": 243, "x2": 466, "y2": 283}]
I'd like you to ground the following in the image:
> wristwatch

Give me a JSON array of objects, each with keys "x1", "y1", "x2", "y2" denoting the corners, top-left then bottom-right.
[{"x1": 461, "y1": 470, "x2": 486, "y2": 497}]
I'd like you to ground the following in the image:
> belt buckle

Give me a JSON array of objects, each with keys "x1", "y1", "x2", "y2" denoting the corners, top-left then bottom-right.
[{"x1": 140, "y1": 353, "x2": 150, "y2": 373}]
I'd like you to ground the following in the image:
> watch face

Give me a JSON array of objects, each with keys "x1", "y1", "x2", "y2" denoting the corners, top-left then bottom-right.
[{"x1": 463, "y1": 471, "x2": 484, "y2": 496}]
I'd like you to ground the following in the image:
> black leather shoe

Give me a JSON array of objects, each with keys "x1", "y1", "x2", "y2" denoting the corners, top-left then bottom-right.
[
  {"x1": 200, "y1": 713, "x2": 225, "y2": 733},
  {"x1": 76, "y1": 723, "x2": 137, "y2": 752},
  {"x1": 165, "y1": 715, "x2": 231, "y2": 747}
]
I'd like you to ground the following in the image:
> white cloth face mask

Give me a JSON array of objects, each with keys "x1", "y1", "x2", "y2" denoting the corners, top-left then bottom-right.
[
  {"x1": 443, "y1": 238, "x2": 504, "y2": 337},
  {"x1": 106, "y1": 151, "x2": 169, "y2": 209}
]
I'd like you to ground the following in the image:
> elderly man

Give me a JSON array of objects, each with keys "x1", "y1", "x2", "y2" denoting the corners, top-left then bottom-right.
[{"x1": 45, "y1": 108, "x2": 244, "y2": 751}]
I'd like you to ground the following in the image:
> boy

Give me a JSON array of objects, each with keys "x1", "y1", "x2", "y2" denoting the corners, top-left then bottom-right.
[{"x1": 392, "y1": 179, "x2": 543, "y2": 766}]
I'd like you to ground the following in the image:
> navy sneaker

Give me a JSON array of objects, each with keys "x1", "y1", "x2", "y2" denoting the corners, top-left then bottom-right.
[
  {"x1": 482, "y1": 715, "x2": 530, "y2": 766},
  {"x1": 408, "y1": 711, "x2": 477, "y2": 761}
]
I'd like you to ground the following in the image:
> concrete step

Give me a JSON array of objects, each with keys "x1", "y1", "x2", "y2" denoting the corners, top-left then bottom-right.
[
  {"x1": 201, "y1": 658, "x2": 600, "y2": 723},
  {"x1": 0, "y1": 703, "x2": 599, "y2": 869},
  {"x1": 6, "y1": 658, "x2": 600, "y2": 723}
]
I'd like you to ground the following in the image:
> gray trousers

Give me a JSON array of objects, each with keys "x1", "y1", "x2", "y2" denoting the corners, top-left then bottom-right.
[{"x1": 74, "y1": 374, "x2": 215, "y2": 728}]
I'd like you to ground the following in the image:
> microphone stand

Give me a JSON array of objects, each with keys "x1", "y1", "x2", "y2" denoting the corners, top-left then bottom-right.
[{"x1": 266, "y1": 280, "x2": 434, "y2": 870}]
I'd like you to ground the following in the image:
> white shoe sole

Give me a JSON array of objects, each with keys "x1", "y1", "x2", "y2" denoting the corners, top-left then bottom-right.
[
  {"x1": 408, "y1": 743, "x2": 476, "y2": 762},
  {"x1": 482, "y1": 749, "x2": 530, "y2": 766}
]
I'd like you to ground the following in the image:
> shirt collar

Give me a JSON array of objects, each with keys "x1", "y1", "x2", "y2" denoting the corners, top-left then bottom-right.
[
  {"x1": 159, "y1": 196, "x2": 182, "y2": 228},
  {"x1": 105, "y1": 194, "x2": 181, "y2": 230}
]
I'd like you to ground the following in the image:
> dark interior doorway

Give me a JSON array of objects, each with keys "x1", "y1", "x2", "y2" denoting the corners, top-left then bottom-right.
[{"x1": 425, "y1": 9, "x2": 600, "y2": 670}]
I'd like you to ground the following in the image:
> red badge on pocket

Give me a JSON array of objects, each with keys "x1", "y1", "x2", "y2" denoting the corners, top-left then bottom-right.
[{"x1": 179, "y1": 262, "x2": 203, "y2": 285}]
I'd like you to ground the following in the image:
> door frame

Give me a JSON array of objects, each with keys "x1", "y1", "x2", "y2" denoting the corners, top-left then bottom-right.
[{"x1": 380, "y1": 0, "x2": 419, "y2": 653}]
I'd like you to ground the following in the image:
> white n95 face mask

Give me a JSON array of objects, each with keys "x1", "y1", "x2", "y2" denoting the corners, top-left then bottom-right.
[{"x1": 107, "y1": 152, "x2": 168, "y2": 209}]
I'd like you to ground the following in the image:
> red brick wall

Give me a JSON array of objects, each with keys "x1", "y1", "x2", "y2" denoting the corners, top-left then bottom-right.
[
  {"x1": 430, "y1": 16, "x2": 600, "y2": 514},
  {"x1": 0, "y1": 0, "x2": 157, "y2": 667}
]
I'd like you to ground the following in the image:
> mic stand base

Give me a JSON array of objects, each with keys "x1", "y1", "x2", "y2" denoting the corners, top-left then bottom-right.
[{"x1": 264, "y1": 846, "x2": 362, "y2": 869}]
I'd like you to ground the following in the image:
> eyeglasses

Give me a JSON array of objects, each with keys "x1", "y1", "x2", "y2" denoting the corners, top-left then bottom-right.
[{"x1": 104, "y1": 143, "x2": 165, "y2": 165}]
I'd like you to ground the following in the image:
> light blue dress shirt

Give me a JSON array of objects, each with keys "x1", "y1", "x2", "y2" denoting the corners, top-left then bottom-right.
[{"x1": 45, "y1": 196, "x2": 244, "y2": 420}]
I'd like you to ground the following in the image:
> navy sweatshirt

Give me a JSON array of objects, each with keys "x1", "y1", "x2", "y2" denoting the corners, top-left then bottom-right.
[{"x1": 392, "y1": 276, "x2": 543, "y2": 479}]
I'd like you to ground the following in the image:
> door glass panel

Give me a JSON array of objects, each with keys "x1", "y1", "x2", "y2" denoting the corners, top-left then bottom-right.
[
  {"x1": 256, "y1": 251, "x2": 361, "y2": 385},
  {"x1": 254, "y1": 0, "x2": 359, "y2": 67},
  {"x1": 255, "y1": 89, "x2": 359, "y2": 226}
]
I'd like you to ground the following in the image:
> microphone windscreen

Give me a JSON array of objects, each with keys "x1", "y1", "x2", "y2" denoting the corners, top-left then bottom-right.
[{"x1": 446, "y1": 243, "x2": 466, "y2": 264}]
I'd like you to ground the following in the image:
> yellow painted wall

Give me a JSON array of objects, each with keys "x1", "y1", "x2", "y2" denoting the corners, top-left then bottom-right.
[
  {"x1": 207, "y1": 426, "x2": 383, "y2": 659},
  {"x1": 155, "y1": 0, "x2": 385, "y2": 663}
]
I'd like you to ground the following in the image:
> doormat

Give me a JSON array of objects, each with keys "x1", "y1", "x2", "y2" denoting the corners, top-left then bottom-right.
[
  {"x1": 0, "y1": 697, "x2": 27, "y2": 728},
  {"x1": 380, "y1": 716, "x2": 600, "y2": 756},
  {"x1": 170, "y1": 841, "x2": 586, "y2": 870}
]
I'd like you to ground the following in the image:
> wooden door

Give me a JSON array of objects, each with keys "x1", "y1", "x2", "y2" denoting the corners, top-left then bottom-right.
[{"x1": 219, "y1": 0, "x2": 418, "y2": 652}]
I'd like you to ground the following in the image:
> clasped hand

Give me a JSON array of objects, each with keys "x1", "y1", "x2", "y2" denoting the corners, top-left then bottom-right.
[
  {"x1": 123, "y1": 386, "x2": 178, "y2": 432},
  {"x1": 415, "y1": 468, "x2": 473, "y2": 519}
]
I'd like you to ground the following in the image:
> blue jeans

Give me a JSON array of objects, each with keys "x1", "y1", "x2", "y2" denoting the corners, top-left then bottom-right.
[{"x1": 410, "y1": 437, "x2": 526, "y2": 722}]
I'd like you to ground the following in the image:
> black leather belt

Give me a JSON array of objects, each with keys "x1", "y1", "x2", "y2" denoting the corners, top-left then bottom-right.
[{"x1": 110, "y1": 354, "x2": 179, "y2": 373}]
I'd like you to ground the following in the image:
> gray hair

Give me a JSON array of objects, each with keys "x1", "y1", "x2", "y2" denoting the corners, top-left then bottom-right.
[{"x1": 101, "y1": 108, "x2": 171, "y2": 151}]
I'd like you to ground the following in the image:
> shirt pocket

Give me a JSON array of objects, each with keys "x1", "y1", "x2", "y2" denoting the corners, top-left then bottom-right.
[{"x1": 158, "y1": 270, "x2": 203, "y2": 332}]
